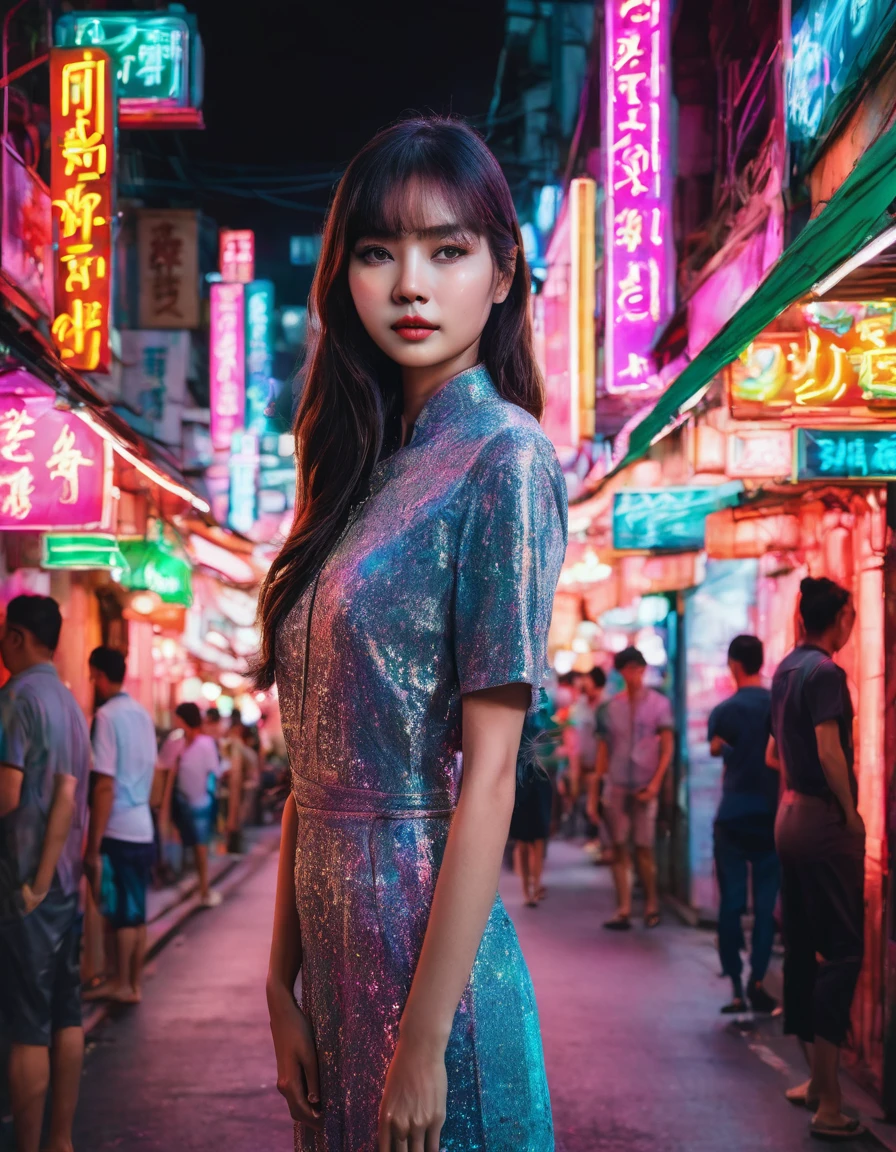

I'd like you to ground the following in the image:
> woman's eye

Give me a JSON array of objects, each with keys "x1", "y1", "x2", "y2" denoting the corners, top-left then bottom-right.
[
  {"x1": 360, "y1": 247, "x2": 391, "y2": 264},
  {"x1": 436, "y1": 246, "x2": 466, "y2": 261}
]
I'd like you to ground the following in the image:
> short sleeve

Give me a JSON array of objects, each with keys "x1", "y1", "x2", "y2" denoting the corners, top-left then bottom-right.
[
  {"x1": 91, "y1": 709, "x2": 117, "y2": 779},
  {"x1": 708, "y1": 701, "x2": 731, "y2": 744},
  {"x1": 454, "y1": 428, "x2": 567, "y2": 701},
  {"x1": 0, "y1": 692, "x2": 30, "y2": 770},
  {"x1": 158, "y1": 731, "x2": 181, "y2": 771},
  {"x1": 654, "y1": 693, "x2": 674, "y2": 732},
  {"x1": 807, "y1": 662, "x2": 846, "y2": 727}
]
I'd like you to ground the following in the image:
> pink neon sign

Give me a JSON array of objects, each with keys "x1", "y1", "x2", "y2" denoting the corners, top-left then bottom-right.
[
  {"x1": 0, "y1": 385, "x2": 110, "y2": 530},
  {"x1": 604, "y1": 0, "x2": 673, "y2": 394},
  {"x1": 219, "y1": 229, "x2": 255, "y2": 284},
  {"x1": 210, "y1": 282, "x2": 246, "y2": 451}
]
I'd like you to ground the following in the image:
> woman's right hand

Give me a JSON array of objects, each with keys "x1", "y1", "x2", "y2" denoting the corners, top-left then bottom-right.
[{"x1": 268, "y1": 981, "x2": 324, "y2": 1132}]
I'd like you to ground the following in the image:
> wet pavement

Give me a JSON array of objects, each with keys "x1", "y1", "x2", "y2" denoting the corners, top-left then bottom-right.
[{"x1": 70, "y1": 838, "x2": 881, "y2": 1151}]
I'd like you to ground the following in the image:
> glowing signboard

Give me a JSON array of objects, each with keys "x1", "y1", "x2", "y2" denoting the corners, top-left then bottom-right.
[
  {"x1": 604, "y1": 0, "x2": 673, "y2": 394},
  {"x1": 731, "y1": 302, "x2": 896, "y2": 413},
  {"x1": 229, "y1": 431, "x2": 259, "y2": 534},
  {"x1": 42, "y1": 533, "x2": 125, "y2": 571},
  {"x1": 50, "y1": 48, "x2": 114, "y2": 374},
  {"x1": 613, "y1": 482, "x2": 744, "y2": 552},
  {"x1": 0, "y1": 394, "x2": 111, "y2": 530},
  {"x1": 787, "y1": 0, "x2": 896, "y2": 164},
  {"x1": 727, "y1": 429, "x2": 794, "y2": 479},
  {"x1": 797, "y1": 428, "x2": 896, "y2": 480},
  {"x1": 219, "y1": 229, "x2": 254, "y2": 284},
  {"x1": 119, "y1": 537, "x2": 193, "y2": 606},
  {"x1": 245, "y1": 280, "x2": 275, "y2": 433},
  {"x1": 210, "y1": 282, "x2": 245, "y2": 451},
  {"x1": 55, "y1": 12, "x2": 204, "y2": 129}
]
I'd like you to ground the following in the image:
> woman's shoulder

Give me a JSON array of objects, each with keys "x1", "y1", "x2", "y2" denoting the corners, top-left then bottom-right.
[{"x1": 470, "y1": 397, "x2": 563, "y2": 477}]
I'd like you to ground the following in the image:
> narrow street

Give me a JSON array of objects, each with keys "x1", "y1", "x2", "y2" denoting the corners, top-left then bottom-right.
[{"x1": 71, "y1": 839, "x2": 871, "y2": 1152}]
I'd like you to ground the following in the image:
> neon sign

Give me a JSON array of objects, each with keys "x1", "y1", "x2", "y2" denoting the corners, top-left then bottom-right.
[
  {"x1": 219, "y1": 230, "x2": 254, "y2": 284},
  {"x1": 613, "y1": 483, "x2": 744, "y2": 552},
  {"x1": 727, "y1": 429, "x2": 794, "y2": 479},
  {"x1": 228, "y1": 431, "x2": 259, "y2": 534},
  {"x1": 55, "y1": 12, "x2": 204, "y2": 129},
  {"x1": 731, "y1": 302, "x2": 896, "y2": 413},
  {"x1": 797, "y1": 428, "x2": 896, "y2": 480},
  {"x1": 210, "y1": 282, "x2": 245, "y2": 451},
  {"x1": 0, "y1": 394, "x2": 111, "y2": 530},
  {"x1": 245, "y1": 280, "x2": 275, "y2": 433},
  {"x1": 604, "y1": 0, "x2": 672, "y2": 394},
  {"x1": 50, "y1": 48, "x2": 114, "y2": 373}
]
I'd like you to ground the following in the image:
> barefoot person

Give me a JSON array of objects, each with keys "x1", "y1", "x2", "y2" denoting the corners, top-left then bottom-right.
[
  {"x1": 259, "y1": 117, "x2": 565, "y2": 1149},
  {"x1": 0, "y1": 595, "x2": 92, "y2": 1152},
  {"x1": 84, "y1": 646, "x2": 157, "y2": 1004},
  {"x1": 770, "y1": 577, "x2": 865, "y2": 1141}
]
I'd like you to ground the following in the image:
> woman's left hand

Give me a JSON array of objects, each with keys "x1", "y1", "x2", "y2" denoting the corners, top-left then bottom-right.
[{"x1": 378, "y1": 1034, "x2": 447, "y2": 1152}]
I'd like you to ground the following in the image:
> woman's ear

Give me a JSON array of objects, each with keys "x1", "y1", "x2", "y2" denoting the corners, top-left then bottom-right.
[{"x1": 493, "y1": 247, "x2": 518, "y2": 304}]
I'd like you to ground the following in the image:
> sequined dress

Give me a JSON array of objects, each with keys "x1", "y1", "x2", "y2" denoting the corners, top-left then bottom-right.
[{"x1": 276, "y1": 364, "x2": 567, "y2": 1151}]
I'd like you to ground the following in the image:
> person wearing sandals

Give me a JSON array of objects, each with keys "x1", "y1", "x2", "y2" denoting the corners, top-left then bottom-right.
[
  {"x1": 769, "y1": 577, "x2": 865, "y2": 1142},
  {"x1": 597, "y1": 647, "x2": 674, "y2": 930}
]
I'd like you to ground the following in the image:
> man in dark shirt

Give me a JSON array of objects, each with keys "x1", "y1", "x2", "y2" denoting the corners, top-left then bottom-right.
[
  {"x1": 769, "y1": 577, "x2": 864, "y2": 1141},
  {"x1": 709, "y1": 635, "x2": 779, "y2": 1015}
]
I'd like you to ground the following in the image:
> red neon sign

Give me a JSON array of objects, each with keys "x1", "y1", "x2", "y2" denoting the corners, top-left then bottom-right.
[
  {"x1": 219, "y1": 229, "x2": 255, "y2": 283},
  {"x1": 49, "y1": 48, "x2": 114, "y2": 374}
]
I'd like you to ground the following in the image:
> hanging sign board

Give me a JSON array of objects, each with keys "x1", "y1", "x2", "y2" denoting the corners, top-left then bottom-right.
[
  {"x1": 613, "y1": 482, "x2": 744, "y2": 552},
  {"x1": 797, "y1": 427, "x2": 896, "y2": 480}
]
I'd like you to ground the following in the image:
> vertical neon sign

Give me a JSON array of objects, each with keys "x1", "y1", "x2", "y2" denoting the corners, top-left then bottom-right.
[
  {"x1": 604, "y1": 0, "x2": 672, "y2": 394},
  {"x1": 209, "y1": 282, "x2": 245, "y2": 451}
]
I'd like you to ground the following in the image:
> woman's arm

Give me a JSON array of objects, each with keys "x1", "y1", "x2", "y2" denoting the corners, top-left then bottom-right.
[
  {"x1": 267, "y1": 796, "x2": 323, "y2": 1132},
  {"x1": 379, "y1": 681, "x2": 528, "y2": 1152}
]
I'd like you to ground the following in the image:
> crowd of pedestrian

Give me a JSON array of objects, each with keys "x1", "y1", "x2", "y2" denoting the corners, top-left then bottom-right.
[{"x1": 0, "y1": 593, "x2": 286, "y2": 1152}]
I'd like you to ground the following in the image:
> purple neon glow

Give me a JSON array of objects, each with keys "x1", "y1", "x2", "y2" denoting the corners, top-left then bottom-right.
[
  {"x1": 210, "y1": 281, "x2": 246, "y2": 451},
  {"x1": 604, "y1": 0, "x2": 674, "y2": 394}
]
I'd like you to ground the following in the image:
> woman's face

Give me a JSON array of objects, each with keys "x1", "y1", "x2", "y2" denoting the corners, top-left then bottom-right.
[{"x1": 347, "y1": 181, "x2": 513, "y2": 377}]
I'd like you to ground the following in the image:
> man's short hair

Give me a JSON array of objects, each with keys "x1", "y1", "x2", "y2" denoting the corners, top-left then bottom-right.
[
  {"x1": 727, "y1": 635, "x2": 763, "y2": 676},
  {"x1": 587, "y1": 666, "x2": 607, "y2": 690},
  {"x1": 557, "y1": 672, "x2": 576, "y2": 687},
  {"x1": 89, "y1": 645, "x2": 126, "y2": 684},
  {"x1": 6, "y1": 595, "x2": 62, "y2": 652},
  {"x1": 206, "y1": 707, "x2": 221, "y2": 724},
  {"x1": 175, "y1": 702, "x2": 203, "y2": 730},
  {"x1": 614, "y1": 646, "x2": 646, "y2": 672},
  {"x1": 799, "y1": 577, "x2": 851, "y2": 635}
]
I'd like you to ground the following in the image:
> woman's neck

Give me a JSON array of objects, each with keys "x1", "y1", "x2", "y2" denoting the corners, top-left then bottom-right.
[{"x1": 401, "y1": 345, "x2": 481, "y2": 432}]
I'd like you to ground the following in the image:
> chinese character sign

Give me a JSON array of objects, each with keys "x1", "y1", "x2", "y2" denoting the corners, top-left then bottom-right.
[
  {"x1": 797, "y1": 428, "x2": 896, "y2": 480},
  {"x1": 245, "y1": 281, "x2": 275, "y2": 433},
  {"x1": 50, "y1": 48, "x2": 114, "y2": 374},
  {"x1": 0, "y1": 394, "x2": 110, "y2": 530},
  {"x1": 120, "y1": 330, "x2": 189, "y2": 446},
  {"x1": 210, "y1": 282, "x2": 245, "y2": 451},
  {"x1": 137, "y1": 210, "x2": 199, "y2": 328},
  {"x1": 613, "y1": 483, "x2": 744, "y2": 551},
  {"x1": 219, "y1": 230, "x2": 255, "y2": 284},
  {"x1": 604, "y1": 0, "x2": 673, "y2": 394}
]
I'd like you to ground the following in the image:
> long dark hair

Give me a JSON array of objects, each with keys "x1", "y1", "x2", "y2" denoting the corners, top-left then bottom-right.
[{"x1": 254, "y1": 116, "x2": 543, "y2": 689}]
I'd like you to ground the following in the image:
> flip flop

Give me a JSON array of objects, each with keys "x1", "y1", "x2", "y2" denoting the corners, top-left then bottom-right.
[
  {"x1": 785, "y1": 1085, "x2": 820, "y2": 1111},
  {"x1": 809, "y1": 1117, "x2": 866, "y2": 1141},
  {"x1": 603, "y1": 914, "x2": 632, "y2": 931}
]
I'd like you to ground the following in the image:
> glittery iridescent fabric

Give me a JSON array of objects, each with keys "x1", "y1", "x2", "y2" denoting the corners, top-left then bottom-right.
[{"x1": 276, "y1": 364, "x2": 567, "y2": 1151}]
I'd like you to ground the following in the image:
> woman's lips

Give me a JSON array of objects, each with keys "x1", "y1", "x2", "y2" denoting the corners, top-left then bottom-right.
[{"x1": 392, "y1": 316, "x2": 439, "y2": 342}]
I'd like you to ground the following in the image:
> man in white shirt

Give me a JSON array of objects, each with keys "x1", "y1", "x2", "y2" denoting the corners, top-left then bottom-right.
[{"x1": 84, "y1": 647, "x2": 158, "y2": 1003}]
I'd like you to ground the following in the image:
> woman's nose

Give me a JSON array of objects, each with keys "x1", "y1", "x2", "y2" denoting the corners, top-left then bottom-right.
[{"x1": 392, "y1": 253, "x2": 430, "y2": 306}]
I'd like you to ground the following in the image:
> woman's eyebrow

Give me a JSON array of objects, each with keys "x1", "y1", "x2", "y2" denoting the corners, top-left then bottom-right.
[{"x1": 354, "y1": 223, "x2": 471, "y2": 244}]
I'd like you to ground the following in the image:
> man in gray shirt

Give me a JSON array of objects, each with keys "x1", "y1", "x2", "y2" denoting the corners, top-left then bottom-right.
[
  {"x1": 0, "y1": 595, "x2": 92, "y2": 1152},
  {"x1": 596, "y1": 647, "x2": 674, "y2": 930}
]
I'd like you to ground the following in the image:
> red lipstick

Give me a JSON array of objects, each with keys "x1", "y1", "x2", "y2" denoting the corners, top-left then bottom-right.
[{"x1": 392, "y1": 315, "x2": 439, "y2": 342}]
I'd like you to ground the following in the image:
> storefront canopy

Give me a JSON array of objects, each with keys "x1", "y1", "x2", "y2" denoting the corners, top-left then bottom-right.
[{"x1": 606, "y1": 119, "x2": 896, "y2": 480}]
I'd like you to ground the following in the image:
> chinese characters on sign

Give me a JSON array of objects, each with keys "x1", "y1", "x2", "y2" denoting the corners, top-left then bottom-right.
[
  {"x1": 726, "y1": 429, "x2": 794, "y2": 479},
  {"x1": 50, "y1": 48, "x2": 114, "y2": 373},
  {"x1": 613, "y1": 483, "x2": 744, "y2": 551},
  {"x1": 604, "y1": 0, "x2": 673, "y2": 393},
  {"x1": 797, "y1": 428, "x2": 896, "y2": 480},
  {"x1": 120, "y1": 330, "x2": 189, "y2": 446},
  {"x1": 0, "y1": 394, "x2": 110, "y2": 529},
  {"x1": 219, "y1": 229, "x2": 255, "y2": 284},
  {"x1": 137, "y1": 210, "x2": 200, "y2": 328},
  {"x1": 210, "y1": 282, "x2": 246, "y2": 451},
  {"x1": 245, "y1": 281, "x2": 275, "y2": 433}
]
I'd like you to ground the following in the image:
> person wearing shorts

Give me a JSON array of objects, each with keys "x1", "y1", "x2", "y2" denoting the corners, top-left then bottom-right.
[
  {"x1": 0, "y1": 595, "x2": 92, "y2": 1152},
  {"x1": 596, "y1": 647, "x2": 674, "y2": 930},
  {"x1": 84, "y1": 646, "x2": 158, "y2": 1004},
  {"x1": 158, "y1": 702, "x2": 225, "y2": 907}
]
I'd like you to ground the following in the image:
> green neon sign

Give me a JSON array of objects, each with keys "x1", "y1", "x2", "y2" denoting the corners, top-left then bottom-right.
[
  {"x1": 119, "y1": 537, "x2": 193, "y2": 606},
  {"x1": 42, "y1": 534, "x2": 127, "y2": 571}
]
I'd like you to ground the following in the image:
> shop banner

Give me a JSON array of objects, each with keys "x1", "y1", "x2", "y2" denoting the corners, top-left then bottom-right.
[
  {"x1": 613, "y1": 482, "x2": 744, "y2": 551},
  {"x1": 726, "y1": 429, "x2": 794, "y2": 479},
  {"x1": 245, "y1": 280, "x2": 276, "y2": 432},
  {"x1": 50, "y1": 47, "x2": 114, "y2": 374},
  {"x1": 0, "y1": 394, "x2": 111, "y2": 530},
  {"x1": 219, "y1": 229, "x2": 254, "y2": 284},
  {"x1": 797, "y1": 427, "x2": 896, "y2": 480},
  {"x1": 1, "y1": 143, "x2": 53, "y2": 317},
  {"x1": 209, "y1": 282, "x2": 245, "y2": 450},
  {"x1": 137, "y1": 209, "x2": 200, "y2": 329},
  {"x1": 604, "y1": 0, "x2": 673, "y2": 394},
  {"x1": 120, "y1": 330, "x2": 189, "y2": 446}
]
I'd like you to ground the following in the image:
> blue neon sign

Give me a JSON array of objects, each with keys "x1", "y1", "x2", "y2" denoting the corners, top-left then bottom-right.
[
  {"x1": 612, "y1": 482, "x2": 744, "y2": 552},
  {"x1": 797, "y1": 428, "x2": 896, "y2": 479}
]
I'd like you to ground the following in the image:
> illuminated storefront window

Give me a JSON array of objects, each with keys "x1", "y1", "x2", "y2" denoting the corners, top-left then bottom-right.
[
  {"x1": 604, "y1": 0, "x2": 673, "y2": 394},
  {"x1": 50, "y1": 48, "x2": 114, "y2": 373}
]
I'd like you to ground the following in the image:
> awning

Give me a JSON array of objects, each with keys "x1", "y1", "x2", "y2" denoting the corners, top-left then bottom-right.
[{"x1": 606, "y1": 120, "x2": 896, "y2": 480}]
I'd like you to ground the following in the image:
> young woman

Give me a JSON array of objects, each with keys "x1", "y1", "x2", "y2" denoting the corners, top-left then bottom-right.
[{"x1": 258, "y1": 117, "x2": 567, "y2": 1151}]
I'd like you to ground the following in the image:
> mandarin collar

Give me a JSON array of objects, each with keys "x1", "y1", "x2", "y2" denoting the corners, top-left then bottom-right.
[{"x1": 408, "y1": 363, "x2": 497, "y2": 446}]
